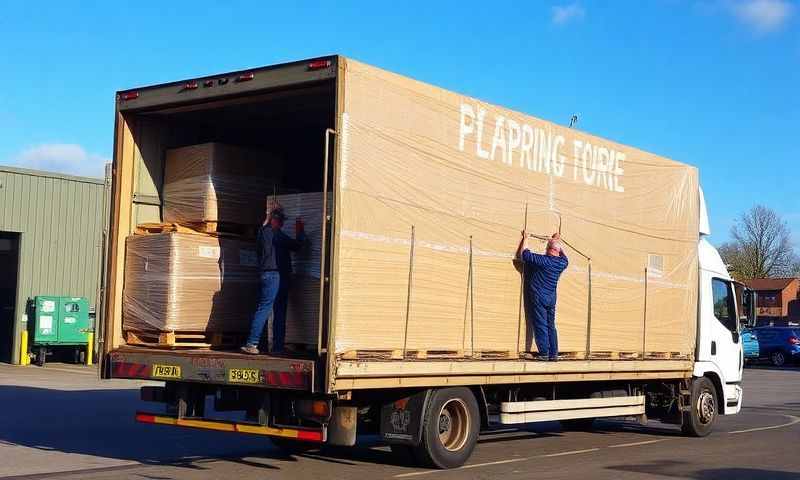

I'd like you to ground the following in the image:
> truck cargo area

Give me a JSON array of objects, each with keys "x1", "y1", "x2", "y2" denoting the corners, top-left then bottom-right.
[{"x1": 103, "y1": 61, "x2": 338, "y2": 387}]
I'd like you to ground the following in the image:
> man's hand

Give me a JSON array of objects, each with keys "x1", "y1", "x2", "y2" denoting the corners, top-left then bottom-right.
[{"x1": 266, "y1": 198, "x2": 282, "y2": 213}]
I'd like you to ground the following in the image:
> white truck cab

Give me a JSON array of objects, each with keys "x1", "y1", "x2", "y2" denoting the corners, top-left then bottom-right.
[{"x1": 693, "y1": 188, "x2": 746, "y2": 419}]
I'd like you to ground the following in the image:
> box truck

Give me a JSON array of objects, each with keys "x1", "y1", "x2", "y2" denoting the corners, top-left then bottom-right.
[{"x1": 101, "y1": 56, "x2": 751, "y2": 469}]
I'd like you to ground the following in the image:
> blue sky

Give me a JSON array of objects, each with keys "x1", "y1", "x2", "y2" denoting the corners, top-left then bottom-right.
[{"x1": 0, "y1": 1, "x2": 797, "y2": 245}]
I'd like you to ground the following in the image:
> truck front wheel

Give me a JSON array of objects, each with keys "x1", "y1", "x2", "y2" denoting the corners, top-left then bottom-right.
[
  {"x1": 681, "y1": 376, "x2": 717, "y2": 437},
  {"x1": 414, "y1": 387, "x2": 479, "y2": 469}
]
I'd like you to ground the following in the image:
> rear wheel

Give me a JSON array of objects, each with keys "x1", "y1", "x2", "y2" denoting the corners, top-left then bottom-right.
[
  {"x1": 771, "y1": 351, "x2": 786, "y2": 367},
  {"x1": 413, "y1": 387, "x2": 479, "y2": 469},
  {"x1": 681, "y1": 376, "x2": 717, "y2": 437}
]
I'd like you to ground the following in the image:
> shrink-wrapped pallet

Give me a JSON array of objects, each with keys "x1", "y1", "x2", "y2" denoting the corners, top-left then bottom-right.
[
  {"x1": 271, "y1": 192, "x2": 330, "y2": 346},
  {"x1": 123, "y1": 232, "x2": 259, "y2": 333},
  {"x1": 163, "y1": 143, "x2": 283, "y2": 226},
  {"x1": 331, "y1": 59, "x2": 700, "y2": 358}
]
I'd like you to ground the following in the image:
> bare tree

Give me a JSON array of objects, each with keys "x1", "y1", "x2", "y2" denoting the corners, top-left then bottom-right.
[{"x1": 719, "y1": 205, "x2": 798, "y2": 279}]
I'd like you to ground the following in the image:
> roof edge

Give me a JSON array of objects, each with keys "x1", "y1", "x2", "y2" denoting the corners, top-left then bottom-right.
[{"x1": 0, "y1": 165, "x2": 106, "y2": 185}]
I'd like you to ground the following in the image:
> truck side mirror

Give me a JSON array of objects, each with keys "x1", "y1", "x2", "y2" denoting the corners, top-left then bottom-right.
[{"x1": 743, "y1": 289, "x2": 757, "y2": 328}]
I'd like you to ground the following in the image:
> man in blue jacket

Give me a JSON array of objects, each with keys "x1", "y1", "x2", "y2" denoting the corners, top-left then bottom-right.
[
  {"x1": 517, "y1": 231, "x2": 569, "y2": 360},
  {"x1": 241, "y1": 208, "x2": 282, "y2": 355},
  {"x1": 268, "y1": 208, "x2": 306, "y2": 354}
]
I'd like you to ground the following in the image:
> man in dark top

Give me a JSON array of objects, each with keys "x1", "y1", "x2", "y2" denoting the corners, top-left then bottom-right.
[
  {"x1": 241, "y1": 208, "x2": 282, "y2": 355},
  {"x1": 517, "y1": 231, "x2": 569, "y2": 360},
  {"x1": 268, "y1": 209, "x2": 306, "y2": 354}
]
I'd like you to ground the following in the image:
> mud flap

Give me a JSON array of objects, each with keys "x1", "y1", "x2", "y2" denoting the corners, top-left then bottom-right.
[
  {"x1": 380, "y1": 390, "x2": 431, "y2": 446},
  {"x1": 328, "y1": 406, "x2": 358, "y2": 446}
]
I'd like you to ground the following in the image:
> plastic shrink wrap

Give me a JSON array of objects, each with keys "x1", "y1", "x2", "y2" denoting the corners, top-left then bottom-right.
[
  {"x1": 331, "y1": 59, "x2": 700, "y2": 358},
  {"x1": 122, "y1": 232, "x2": 259, "y2": 333},
  {"x1": 163, "y1": 143, "x2": 282, "y2": 226}
]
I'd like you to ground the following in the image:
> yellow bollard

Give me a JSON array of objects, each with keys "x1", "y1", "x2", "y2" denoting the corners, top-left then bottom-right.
[
  {"x1": 19, "y1": 330, "x2": 29, "y2": 366},
  {"x1": 86, "y1": 332, "x2": 94, "y2": 366}
]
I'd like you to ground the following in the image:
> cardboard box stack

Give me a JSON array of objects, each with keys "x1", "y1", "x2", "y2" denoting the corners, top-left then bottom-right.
[
  {"x1": 163, "y1": 142, "x2": 283, "y2": 226},
  {"x1": 122, "y1": 141, "x2": 326, "y2": 348},
  {"x1": 272, "y1": 192, "x2": 330, "y2": 346},
  {"x1": 123, "y1": 233, "x2": 259, "y2": 333}
]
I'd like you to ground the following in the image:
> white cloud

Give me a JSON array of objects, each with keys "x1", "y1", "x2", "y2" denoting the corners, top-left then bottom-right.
[
  {"x1": 552, "y1": 3, "x2": 586, "y2": 25},
  {"x1": 730, "y1": 0, "x2": 793, "y2": 33},
  {"x1": 11, "y1": 144, "x2": 109, "y2": 178}
]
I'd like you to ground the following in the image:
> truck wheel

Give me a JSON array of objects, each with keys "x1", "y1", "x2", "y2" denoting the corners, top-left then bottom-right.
[
  {"x1": 560, "y1": 418, "x2": 596, "y2": 431},
  {"x1": 413, "y1": 387, "x2": 479, "y2": 469},
  {"x1": 770, "y1": 351, "x2": 786, "y2": 367},
  {"x1": 681, "y1": 376, "x2": 717, "y2": 437}
]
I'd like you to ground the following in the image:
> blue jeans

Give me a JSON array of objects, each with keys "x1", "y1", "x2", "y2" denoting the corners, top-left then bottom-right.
[
  {"x1": 246, "y1": 271, "x2": 280, "y2": 347},
  {"x1": 526, "y1": 294, "x2": 558, "y2": 359},
  {"x1": 271, "y1": 273, "x2": 291, "y2": 353}
]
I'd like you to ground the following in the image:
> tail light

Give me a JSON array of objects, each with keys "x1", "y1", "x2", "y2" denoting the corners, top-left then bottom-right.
[
  {"x1": 236, "y1": 72, "x2": 255, "y2": 82},
  {"x1": 788, "y1": 336, "x2": 800, "y2": 345},
  {"x1": 119, "y1": 91, "x2": 139, "y2": 101},
  {"x1": 308, "y1": 60, "x2": 332, "y2": 70}
]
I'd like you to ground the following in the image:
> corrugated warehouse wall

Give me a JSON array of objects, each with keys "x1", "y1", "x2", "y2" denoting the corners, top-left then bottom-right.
[{"x1": 0, "y1": 166, "x2": 109, "y2": 364}]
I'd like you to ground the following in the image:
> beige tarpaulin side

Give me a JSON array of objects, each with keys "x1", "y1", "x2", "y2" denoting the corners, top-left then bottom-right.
[{"x1": 333, "y1": 59, "x2": 699, "y2": 358}]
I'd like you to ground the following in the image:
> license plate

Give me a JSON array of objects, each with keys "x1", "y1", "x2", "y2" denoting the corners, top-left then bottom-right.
[
  {"x1": 152, "y1": 364, "x2": 181, "y2": 379},
  {"x1": 228, "y1": 368, "x2": 261, "y2": 384}
]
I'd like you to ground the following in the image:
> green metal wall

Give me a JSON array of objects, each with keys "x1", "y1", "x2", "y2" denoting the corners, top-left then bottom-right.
[{"x1": 0, "y1": 165, "x2": 109, "y2": 364}]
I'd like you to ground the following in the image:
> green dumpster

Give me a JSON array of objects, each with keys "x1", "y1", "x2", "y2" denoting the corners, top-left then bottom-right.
[{"x1": 30, "y1": 296, "x2": 92, "y2": 366}]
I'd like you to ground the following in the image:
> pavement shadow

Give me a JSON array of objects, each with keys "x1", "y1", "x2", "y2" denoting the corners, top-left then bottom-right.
[
  {"x1": 607, "y1": 459, "x2": 799, "y2": 479},
  {"x1": 0, "y1": 385, "x2": 429, "y2": 472},
  {"x1": 0, "y1": 385, "x2": 302, "y2": 472}
]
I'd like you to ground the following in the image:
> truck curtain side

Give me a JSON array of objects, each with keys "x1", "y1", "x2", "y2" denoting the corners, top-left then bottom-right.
[{"x1": 103, "y1": 56, "x2": 730, "y2": 470}]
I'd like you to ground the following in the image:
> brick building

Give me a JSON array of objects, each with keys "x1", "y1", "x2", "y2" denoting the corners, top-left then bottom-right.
[{"x1": 743, "y1": 277, "x2": 800, "y2": 326}]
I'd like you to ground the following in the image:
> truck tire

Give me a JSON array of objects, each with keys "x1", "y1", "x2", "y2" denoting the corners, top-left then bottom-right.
[
  {"x1": 413, "y1": 387, "x2": 479, "y2": 469},
  {"x1": 681, "y1": 376, "x2": 717, "y2": 437}
]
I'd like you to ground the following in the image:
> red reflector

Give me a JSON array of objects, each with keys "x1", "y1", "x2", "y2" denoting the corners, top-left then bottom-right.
[
  {"x1": 297, "y1": 429, "x2": 324, "y2": 442},
  {"x1": 236, "y1": 72, "x2": 255, "y2": 82},
  {"x1": 184, "y1": 81, "x2": 199, "y2": 90},
  {"x1": 136, "y1": 413, "x2": 156, "y2": 424},
  {"x1": 308, "y1": 60, "x2": 331, "y2": 70},
  {"x1": 120, "y1": 92, "x2": 139, "y2": 101}
]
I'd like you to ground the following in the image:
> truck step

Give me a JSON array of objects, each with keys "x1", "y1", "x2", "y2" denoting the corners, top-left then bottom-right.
[{"x1": 497, "y1": 395, "x2": 646, "y2": 424}]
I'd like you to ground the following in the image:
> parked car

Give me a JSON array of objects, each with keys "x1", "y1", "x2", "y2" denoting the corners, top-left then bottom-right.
[
  {"x1": 741, "y1": 328, "x2": 759, "y2": 365},
  {"x1": 753, "y1": 327, "x2": 800, "y2": 367}
]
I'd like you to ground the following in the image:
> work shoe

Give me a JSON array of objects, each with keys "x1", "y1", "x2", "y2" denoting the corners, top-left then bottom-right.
[
  {"x1": 521, "y1": 352, "x2": 548, "y2": 361},
  {"x1": 240, "y1": 345, "x2": 260, "y2": 355}
]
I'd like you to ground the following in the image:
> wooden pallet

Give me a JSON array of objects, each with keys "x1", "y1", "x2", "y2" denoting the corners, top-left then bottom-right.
[
  {"x1": 473, "y1": 350, "x2": 515, "y2": 360},
  {"x1": 135, "y1": 222, "x2": 256, "y2": 238},
  {"x1": 135, "y1": 222, "x2": 201, "y2": 236},
  {"x1": 183, "y1": 221, "x2": 257, "y2": 238},
  {"x1": 407, "y1": 350, "x2": 465, "y2": 360},
  {"x1": 643, "y1": 351, "x2": 685, "y2": 360},
  {"x1": 125, "y1": 330, "x2": 245, "y2": 349},
  {"x1": 340, "y1": 349, "x2": 404, "y2": 361},
  {"x1": 557, "y1": 351, "x2": 586, "y2": 359},
  {"x1": 588, "y1": 351, "x2": 641, "y2": 360}
]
